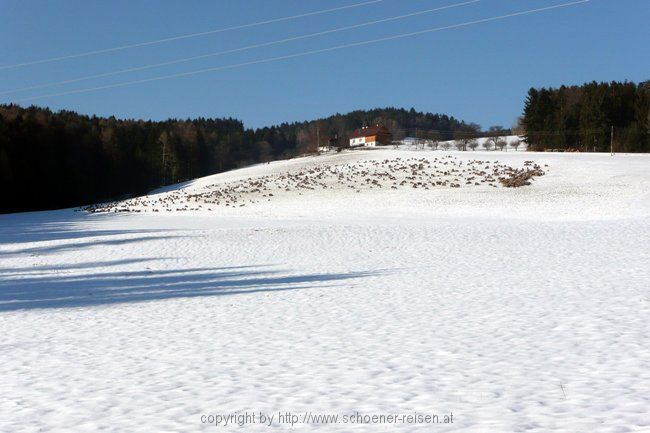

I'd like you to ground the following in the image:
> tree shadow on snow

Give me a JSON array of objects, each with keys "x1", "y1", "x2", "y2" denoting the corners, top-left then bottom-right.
[
  {"x1": 0, "y1": 260, "x2": 379, "y2": 311},
  {"x1": 0, "y1": 210, "x2": 187, "y2": 258},
  {"x1": 0, "y1": 210, "x2": 164, "y2": 245},
  {"x1": 0, "y1": 234, "x2": 185, "y2": 257},
  {"x1": 0, "y1": 211, "x2": 382, "y2": 312}
]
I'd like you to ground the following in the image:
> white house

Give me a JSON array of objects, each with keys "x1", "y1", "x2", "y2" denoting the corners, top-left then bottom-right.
[{"x1": 348, "y1": 125, "x2": 392, "y2": 148}]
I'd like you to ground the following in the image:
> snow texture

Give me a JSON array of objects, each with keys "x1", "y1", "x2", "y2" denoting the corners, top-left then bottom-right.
[{"x1": 1, "y1": 149, "x2": 649, "y2": 432}]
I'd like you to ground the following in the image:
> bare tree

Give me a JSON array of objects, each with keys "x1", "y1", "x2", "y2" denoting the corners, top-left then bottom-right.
[
  {"x1": 487, "y1": 125, "x2": 508, "y2": 152},
  {"x1": 386, "y1": 119, "x2": 403, "y2": 142},
  {"x1": 468, "y1": 139, "x2": 479, "y2": 151},
  {"x1": 482, "y1": 140, "x2": 492, "y2": 151},
  {"x1": 441, "y1": 141, "x2": 452, "y2": 151},
  {"x1": 454, "y1": 123, "x2": 481, "y2": 151},
  {"x1": 158, "y1": 131, "x2": 170, "y2": 184},
  {"x1": 421, "y1": 130, "x2": 440, "y2": 150},
  {"x1": 296, "y1": 124, "x2": 320, "y2": 154},
  {"x1": 511, "y1": 117, "x2": 526, "y2": 136},
  {"x1": 510, "y1": 138, "x2": 521, "y2": 151}
]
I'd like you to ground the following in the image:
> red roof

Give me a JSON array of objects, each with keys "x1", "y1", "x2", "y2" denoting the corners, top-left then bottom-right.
[{"x1": 349, "y1": 125, "x2": 388, "y2": 139}]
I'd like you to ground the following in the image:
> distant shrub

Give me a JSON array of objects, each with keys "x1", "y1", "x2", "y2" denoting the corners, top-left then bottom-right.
[{"x1": 499, "y1": 167, "x2": 545, "y2": 187}]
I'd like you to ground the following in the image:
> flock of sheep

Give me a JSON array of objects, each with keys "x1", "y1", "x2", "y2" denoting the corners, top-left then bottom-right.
[{"x1": 84, "y1": 156, "x2": 546, "y2": 213}]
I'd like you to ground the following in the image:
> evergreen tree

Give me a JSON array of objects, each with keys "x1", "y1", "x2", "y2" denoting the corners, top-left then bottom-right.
[
  {"x1": 522, "y1": 80, "x2": 649, "y2": 152},
  {"x1": 0, "y1": 104, "x2": 485, "y2": 213}
]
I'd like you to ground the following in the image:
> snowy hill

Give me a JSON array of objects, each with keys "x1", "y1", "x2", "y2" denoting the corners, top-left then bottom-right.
[
  {"x1": 87, "y1": 148, "x2": 648, "y2": 220},
  {"x1": 1, "y1": 149, "x2": 649, "y2": 432}
]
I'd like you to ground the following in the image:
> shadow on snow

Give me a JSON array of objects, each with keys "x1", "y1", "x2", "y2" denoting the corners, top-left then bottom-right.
[
  {"x1": 0, "y1": 209, "x2": 162, "y2": 245},
  {"x1": 0, "y1": 260, "x2": 378, "y2": 311},
  {"x1": 0, "y1": 210, "x2": 380, "y2": 312}
]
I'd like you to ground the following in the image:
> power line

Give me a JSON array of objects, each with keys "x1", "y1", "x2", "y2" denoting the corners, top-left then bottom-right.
[
  {"x1": 0, "y1": 0, "x2": 480, "y2": 96},
  {"x1": 0, "y1": 0, "x2": 383, "y2": 71},
  {"x1": 12, "y1": 0, "x2": 590, "y2": 103}
]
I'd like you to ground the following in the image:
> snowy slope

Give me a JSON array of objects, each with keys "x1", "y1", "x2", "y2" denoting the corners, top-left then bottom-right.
[
  {"x1": 1, "y1": 150, "x2": 649, "y2": 432},
  {"x1": 86, "y1": 149, "x2": 650, "y2": 220}
]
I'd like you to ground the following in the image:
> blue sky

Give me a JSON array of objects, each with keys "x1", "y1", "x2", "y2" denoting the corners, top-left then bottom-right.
[{"x1": 1, "y1": 0, "x2": 648, "y2": 129}]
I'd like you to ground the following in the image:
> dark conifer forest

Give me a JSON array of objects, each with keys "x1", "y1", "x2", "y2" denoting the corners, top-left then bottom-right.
[
  {"x1": 0, "y1": 105, "x2": 465, "y2": 213},
  {"x1": 2, "y1": 80, "x2": 648, "y2": 214},
  {"x1": 523, "y1": 81, "x2": 650, "y2": 152}
]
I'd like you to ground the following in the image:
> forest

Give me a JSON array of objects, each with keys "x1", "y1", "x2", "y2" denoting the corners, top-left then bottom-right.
[
  {"x1": 522, "y1": 81, "x2": 650, "y2": 152},
  {"x1": 3, "y1": 80, "x2": 649, "y2": 214},
  {"x1": 0, "y1": 105, "x2": 466, "y2": 213}
]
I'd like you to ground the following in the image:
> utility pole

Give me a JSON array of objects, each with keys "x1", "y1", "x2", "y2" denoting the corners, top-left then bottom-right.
[{"x1": 610, "y1": 126, "x2": 614, "y2": 156}]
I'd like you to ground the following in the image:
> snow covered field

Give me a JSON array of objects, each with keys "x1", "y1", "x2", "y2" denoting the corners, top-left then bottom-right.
[{"x1": 1, "y1": 149, "x2": 649, "y2": 432}]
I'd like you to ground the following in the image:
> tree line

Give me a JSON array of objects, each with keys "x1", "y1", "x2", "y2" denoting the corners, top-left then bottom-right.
[
  {"x1": 4, "y1": 81, "x2": 647, "y2": 214},
  {"x1": 0, "y1": 105, "x2": 467, "y2": 213},
  {"x1": 522, "y1": 80, "x2": 650, "y2": 152}
]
